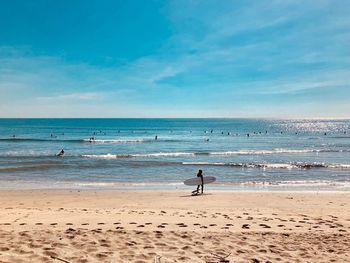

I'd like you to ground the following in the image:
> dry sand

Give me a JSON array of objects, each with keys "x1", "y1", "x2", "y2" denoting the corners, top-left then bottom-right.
[{"x1": 0, "y1": 190, "x2": 349, "y2": 262}]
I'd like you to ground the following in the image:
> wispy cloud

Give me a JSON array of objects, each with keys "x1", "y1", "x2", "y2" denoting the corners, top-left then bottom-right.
[
  {"x1": 36, "y1": 92, "x2": 105, "y2": 101},
  {"x1": 0, "y1": 1, "x2": 349, "y2": 117}
]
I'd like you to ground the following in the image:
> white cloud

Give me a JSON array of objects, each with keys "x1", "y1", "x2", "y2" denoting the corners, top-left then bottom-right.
[{"x1": 1, "y1": 1, "x2": 350, "y2": 117}]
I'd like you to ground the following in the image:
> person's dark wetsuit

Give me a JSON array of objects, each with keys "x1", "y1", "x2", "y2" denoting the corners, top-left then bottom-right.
[
  {"x1": 196, "y1": 169, "x2": 204, "y2": 194},
  {"x1": 57, "y1": 149, "x2": 65, "y2": 156}
]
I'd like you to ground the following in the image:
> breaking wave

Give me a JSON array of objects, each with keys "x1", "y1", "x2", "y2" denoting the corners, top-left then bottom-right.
[
  {"x1": 82, "y1": 152, "x2": 195, "y2": 159},
  {"x1": 182, "y1": 162, "x2": 350, "y2": 169},
  {"x1": 81, "y1": 148, "x2": 335, "y2": 159}
]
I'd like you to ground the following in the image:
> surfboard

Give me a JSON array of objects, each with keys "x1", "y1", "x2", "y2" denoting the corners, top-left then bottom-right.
[
  {"x1": 184, "y1": 176, "x2": 216, "y2": 186},
  {"x1": 56, "y1": 150, "x2": 64, "y2": 157}
]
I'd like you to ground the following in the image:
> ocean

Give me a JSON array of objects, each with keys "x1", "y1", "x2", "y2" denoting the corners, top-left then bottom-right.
[{"x1": 0, "y1": 118, "x2": 349, "y2": 191}]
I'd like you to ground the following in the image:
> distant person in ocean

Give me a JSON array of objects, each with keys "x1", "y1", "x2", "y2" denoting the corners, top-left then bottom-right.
[
  {"x1": 196, "y1": 169, "x2": 204, "y2": 194},
  {"x1": 57, "y1": 149, "x2": 64, "y2": 156},
  {"x1": 155, "y1": 135, "x2": 158, "y2": 140}
]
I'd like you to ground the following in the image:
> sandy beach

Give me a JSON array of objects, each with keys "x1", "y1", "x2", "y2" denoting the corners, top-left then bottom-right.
[{"x1": 0, "y1": 190, "x2": 349, "y2": 262}]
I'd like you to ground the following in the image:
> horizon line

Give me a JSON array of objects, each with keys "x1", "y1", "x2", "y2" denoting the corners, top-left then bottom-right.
[{"x1": 0, "y1": 117, "x2": 349, "y2": 120}]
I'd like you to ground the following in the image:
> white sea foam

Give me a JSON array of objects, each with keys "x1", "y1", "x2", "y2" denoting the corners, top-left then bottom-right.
[
  {"x1": 82, "y1": 152, "x2": 195, "y2": 159},
  {"x1": 182, "y1": 162, "x2": 350, "y2": 169},
  {"x1": 82, "y1": 154, "x2": 116, "y2": 159},
  {"x1": 131, "y1": 152, "x2": 195, "y2": 157},
  {"x1": 209, "y1": 148, "x2": 317, "y2": 155},
  {"x1": 182, "y1": 162, "x2": 296, "y2": 169},
  {"x1": 328, "y1": 164, "x2": 350, "y2": 169},
  {"x1": 81, "y1": 148, "x2": 320, "y2": 159}
]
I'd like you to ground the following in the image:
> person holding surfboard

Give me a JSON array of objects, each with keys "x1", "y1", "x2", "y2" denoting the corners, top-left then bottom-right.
[
  {"x1": 184, "y1": 171, "x2": 215, "y2": 195},
  {"x1": 196, "y1": 169, "x2": 204, "y2": 194}
]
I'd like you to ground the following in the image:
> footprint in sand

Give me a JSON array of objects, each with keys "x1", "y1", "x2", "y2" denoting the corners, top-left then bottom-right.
[
  {"x1": 66, "y1": 223, "x2": 73, "y2": 225},
  {"x1": 81, "y1": 223, "x2": 89, "y2": 226},
  {"x1": 157, "y1": 225, "x2": 165, "y2": 228},
  {"x1": 259, "y1": 224, "x2": 271, "y2": 229},
  {"x1": 242, "y1": 224, "x2": 250, "y2": 229},
  {"x1": 35, "y1": 223, "x2": 43, "y2": 225},
  {"x1": 50, "y1": 223, "x2": 57, "y2": 226},
  {"x1": 97, "y1": 223, "x2": 105, "y2": 225},
  {"x1": 143, "y1": 245, "x2": 154, "y2": 249},
  {"x1": 137, "y1": 225, "x2": 145, "y2": 228}
]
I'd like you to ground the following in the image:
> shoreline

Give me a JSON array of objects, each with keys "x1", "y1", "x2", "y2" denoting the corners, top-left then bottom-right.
[
  {"x1": 1, "y1": 180, "x2": 350, "y2": 192},
  {"x1": 1, "y1": 188, "x2": 350, "y2": 193},
  {"x1": 1, "y1": 190, "x2": 349, "y2": 262}
]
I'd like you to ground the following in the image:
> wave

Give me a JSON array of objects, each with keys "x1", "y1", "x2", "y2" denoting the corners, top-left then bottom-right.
[
  {"x1": 182, "y1": 162, "x2": 350, "y2": 169},
  {"x1": 208, "y1": 149, "x2": 319, "y2": 155},
  {"x1": 82, "y1": 139, "x2": 147, "y2": 143},
  {"x1": 81, "y1": 148, "x2": 334, "y2": 159},
  {"x1": 82, "y1": 152, "x2": 195, "y2": 159},
  {"x1": 0, "y1": 147, "x2": 347, "y2": 160}
]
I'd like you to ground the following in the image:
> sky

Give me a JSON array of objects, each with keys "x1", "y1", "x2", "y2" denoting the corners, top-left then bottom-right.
[{"x1": 0, "y1": 0, "x2": 349, "y2": 118}]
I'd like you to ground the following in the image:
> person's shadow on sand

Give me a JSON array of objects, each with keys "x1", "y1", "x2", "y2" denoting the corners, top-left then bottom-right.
[{"x1": 179, "y1": 193, "x2": 212, "y2": 198}]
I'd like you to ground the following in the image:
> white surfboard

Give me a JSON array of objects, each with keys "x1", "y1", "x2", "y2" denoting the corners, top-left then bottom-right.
[{"x1": 184, "y1": 176, "x2": 216, "y2": 186}]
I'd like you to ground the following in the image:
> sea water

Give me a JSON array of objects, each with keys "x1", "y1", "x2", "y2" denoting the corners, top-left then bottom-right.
[{"x1": 0, "y1": 118, "x2": 349, "y2": 191}]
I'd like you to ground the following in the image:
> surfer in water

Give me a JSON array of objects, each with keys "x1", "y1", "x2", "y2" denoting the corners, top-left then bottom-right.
[
  {"x1": 196, "y1": 169, "x2": 204, "y2": 194},
  {"x1": 57, "y1": 149, "x2": 65, "y2": 157}
]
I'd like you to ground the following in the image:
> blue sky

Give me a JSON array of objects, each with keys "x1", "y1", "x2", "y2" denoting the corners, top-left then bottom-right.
[{"x1": 0, "y1": 0, "x2": 349, "y2": 118}]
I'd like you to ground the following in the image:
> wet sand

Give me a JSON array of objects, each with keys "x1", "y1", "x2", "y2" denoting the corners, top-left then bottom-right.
[{"x1": 0, "y1": 190, "x2": 349, "y2": 262}]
